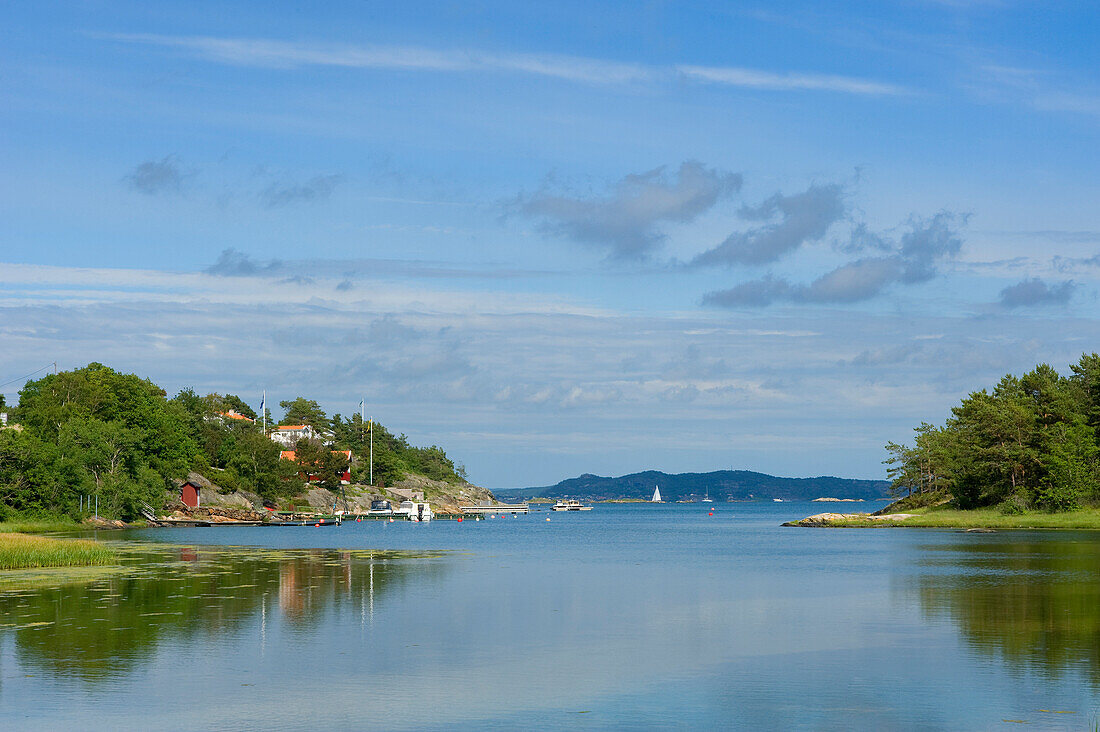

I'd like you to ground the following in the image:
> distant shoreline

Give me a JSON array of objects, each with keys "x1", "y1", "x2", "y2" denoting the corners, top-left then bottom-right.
[{"x1": 784, "y1": 505, "x2": 1100, "y2": 530}]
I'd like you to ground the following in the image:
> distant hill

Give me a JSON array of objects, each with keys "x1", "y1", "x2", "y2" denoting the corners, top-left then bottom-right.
[{"x1": 498, "y1": 470, "x2": 891, "y2": 502}]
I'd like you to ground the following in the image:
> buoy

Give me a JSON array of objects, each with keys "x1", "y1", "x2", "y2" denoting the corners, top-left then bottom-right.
[
  {"x1": 315, "y1": 523, "x2": 320, "y2": 527},
  {"x1": 546, "y1": 517, "x2": 551, "y2": 521},
  {"x1": 457, "y1": 518, "x2": 463, "y2": 522},
  {"x1": 708, "y1": 512, "x2": 713, "y2": 516}
]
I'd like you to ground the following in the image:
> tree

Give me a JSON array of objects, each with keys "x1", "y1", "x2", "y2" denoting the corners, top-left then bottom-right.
[
  {"x1": 1037, "y1": 419, "x2": 1099, "y2": 511},
  {"x1": 279, "y1": 398, "x2": 330, "y2": 432},
  {"x1": 891, "y1": 356, "x2": 1100, "y2": 512},
  {"x1": 223, "y1": 394, "x2": 257, "y2": 420},
  {"x1": 883, "y1": 441, "x2": 919, "y2": 497}
]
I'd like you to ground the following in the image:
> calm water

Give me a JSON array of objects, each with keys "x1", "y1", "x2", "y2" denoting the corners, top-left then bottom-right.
[{"x1": 2, "y1": 502, "x2": 1099, "y2": 730}]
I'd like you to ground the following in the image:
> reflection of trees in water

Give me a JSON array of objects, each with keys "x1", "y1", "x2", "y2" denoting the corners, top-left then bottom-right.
[
  {"x1": 914, "y1": 537, "x2": 1100, "y2": 681},
  {"x1": 0, "y1": 546, "x2": 446, "y2": 681}
]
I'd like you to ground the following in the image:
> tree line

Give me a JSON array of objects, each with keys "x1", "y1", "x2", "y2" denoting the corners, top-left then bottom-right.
[
  {"x1": 0, "y1": 363, "x2": 466, "y2": 520},
  {"x1": 884, "y1": 353, "x2": 1100, "y2": 512}
]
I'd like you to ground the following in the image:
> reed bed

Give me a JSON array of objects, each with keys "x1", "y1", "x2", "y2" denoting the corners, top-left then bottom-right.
[{"x1": 0, "y1": 533, "x2": 116, "y2": 570}]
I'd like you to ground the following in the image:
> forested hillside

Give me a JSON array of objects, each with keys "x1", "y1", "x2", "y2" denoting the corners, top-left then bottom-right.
[
  {"x1": 0, "y1": 363, "x2": 466, "y2": 520},
  {"x1": 503, "y1": 470, "x2": 890, "y2": 502},
  {"x1": 885, "y1": 353, "x2": 1100, "y2": 512}
]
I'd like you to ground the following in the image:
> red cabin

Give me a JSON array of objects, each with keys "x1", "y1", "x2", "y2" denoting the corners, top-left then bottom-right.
[{"x1": 180, "y1": 481, "x2": 202, "y2": 508}]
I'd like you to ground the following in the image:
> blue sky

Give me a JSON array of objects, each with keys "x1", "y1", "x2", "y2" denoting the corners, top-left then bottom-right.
[{"x1": 3, "y1": 1, "x2": 1100, "y2": 488}]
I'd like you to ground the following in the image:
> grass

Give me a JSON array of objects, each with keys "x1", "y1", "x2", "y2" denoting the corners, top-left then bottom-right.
[
  {"x1": 0, "y1": 518, "x2": 82, "y2": 534},
  {"x1": 0, "y1": 533, "x2": 117, "y2": 570},
  {"x1": 812, "y1": 505, "x2": 1100, "y2": 530}
]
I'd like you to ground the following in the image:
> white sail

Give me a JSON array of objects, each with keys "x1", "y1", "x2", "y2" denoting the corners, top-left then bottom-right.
[{"x1": 651, "y1": 485, "x2": 662, "y2": 502}]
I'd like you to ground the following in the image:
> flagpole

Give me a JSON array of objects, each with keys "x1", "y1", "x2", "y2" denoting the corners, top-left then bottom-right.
[
  {"x1": 369, "y1": 415, "x2": 374, "y2": 487},
  {"x1": 261, "y1": 390, "x2": 267, "y2": 434}
]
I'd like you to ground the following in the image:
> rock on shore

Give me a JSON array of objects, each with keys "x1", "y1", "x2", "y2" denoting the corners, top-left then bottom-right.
[{"x1": 782, "y1": 512, "x2": 917, "y2": 527}]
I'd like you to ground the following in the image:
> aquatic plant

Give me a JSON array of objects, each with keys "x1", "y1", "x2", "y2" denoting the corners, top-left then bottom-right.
[{"x1": 0, "y1": 533, "x2": 116, "y2": 570}]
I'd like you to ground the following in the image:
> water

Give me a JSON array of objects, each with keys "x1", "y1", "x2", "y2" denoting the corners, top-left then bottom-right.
[{"x1": 2, "y1": 502, "x2": 1099, "y2": 730}]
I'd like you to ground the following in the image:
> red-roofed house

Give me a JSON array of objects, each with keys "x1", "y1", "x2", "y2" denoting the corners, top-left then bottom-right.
[{"x1": 269, "y1": 424, "x2": 320, "y2": 447}]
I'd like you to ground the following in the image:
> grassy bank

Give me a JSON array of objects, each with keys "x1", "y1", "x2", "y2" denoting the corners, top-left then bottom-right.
[
  {"x1": 0, "y1": 533, "x2": 116, "y2": 570},
  {"x1": 0, "y1": 518, "x2": 82, "y2": 534},
  {"x1": 808, "y1": 506, "x2": 1100, "y2": 530}
]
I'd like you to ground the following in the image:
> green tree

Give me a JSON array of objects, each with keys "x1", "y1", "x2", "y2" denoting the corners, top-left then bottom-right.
[
  {"x1": 279, "y1": 398, "x2": 330, "y2": 432},
  {"x1": 1037, "y1": 419, "x2": 1099, "y2": 511}
]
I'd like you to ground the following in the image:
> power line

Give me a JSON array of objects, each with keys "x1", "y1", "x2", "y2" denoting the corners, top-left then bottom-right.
[{"x1": 0, "y1": 363, "x2": 56, "y2": 390}]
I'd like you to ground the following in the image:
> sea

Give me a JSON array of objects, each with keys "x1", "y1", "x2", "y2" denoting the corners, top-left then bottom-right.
[{"x1": 1, "y1": 501, "x2": 1098, "y2": 730}]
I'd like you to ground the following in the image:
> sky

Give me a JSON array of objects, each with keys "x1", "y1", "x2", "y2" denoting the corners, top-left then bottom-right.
[{"x1": 3, "y1": 1, "x2": 1100, "y2": 489}]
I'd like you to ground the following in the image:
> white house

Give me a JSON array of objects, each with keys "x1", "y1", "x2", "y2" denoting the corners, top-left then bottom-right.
[{"x1": 269, "y1": 424, "x2": 321, "y2": 447}]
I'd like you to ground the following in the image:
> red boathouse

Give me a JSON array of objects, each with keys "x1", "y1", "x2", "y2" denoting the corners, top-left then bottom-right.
[{"x1": 180, "y1": 481, "x2": 202, "y2": 508}]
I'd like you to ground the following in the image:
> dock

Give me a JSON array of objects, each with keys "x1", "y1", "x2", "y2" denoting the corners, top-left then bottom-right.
[
  {"x1": 459, "y1": 504, "x2": 529, "y2": 515},
  {"x1": 157, "y1": 514, "x2": 344, "y2": 527}
]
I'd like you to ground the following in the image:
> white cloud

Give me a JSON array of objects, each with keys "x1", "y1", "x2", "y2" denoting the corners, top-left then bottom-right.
[
  {"x1": 105, "y1": 34, "x2": 653, "y2": 85},
  {"x1": 103, "y1": 33, "x2": 905, "y2": 97},
  {"x1": 677, "y1": 64, "x2": 906, "y2": 95}
]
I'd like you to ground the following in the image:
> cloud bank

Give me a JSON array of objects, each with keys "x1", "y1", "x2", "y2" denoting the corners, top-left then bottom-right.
[
  {"x1": 703, "y1": 211, "x2": 967, "y2": 306},
  {"x1": 514, "y1": 161, "x2": 741, "y2": 260},
  {"x1": 125, "y1": 156, "x2": 185, "y2": 195},
  {"x1": 999, "y1": 277, "x2": 1075, "y2": 308},
  {"x1": 693, "y1": 183, "x2": 847, "y2": 266}
]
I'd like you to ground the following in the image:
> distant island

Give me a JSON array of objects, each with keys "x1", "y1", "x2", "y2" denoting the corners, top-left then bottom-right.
[{"x1": 496, "y1": 469, "x2": 891, "y2": 503}]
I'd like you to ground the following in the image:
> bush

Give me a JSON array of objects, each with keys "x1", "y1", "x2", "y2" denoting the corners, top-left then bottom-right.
[{"x1": 999, "y1": 494, "x2": 1030, "y2": 515}]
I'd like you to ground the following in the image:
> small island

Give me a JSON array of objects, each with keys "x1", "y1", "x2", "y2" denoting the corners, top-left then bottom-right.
[{"x1": 788, "y1": 353, "x2": 1100, "y2": 529}]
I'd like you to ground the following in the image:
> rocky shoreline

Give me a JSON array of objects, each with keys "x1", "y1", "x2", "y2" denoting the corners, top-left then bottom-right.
[{"x1": 782, "y1": 512, "x2": 917, "y2": 527}]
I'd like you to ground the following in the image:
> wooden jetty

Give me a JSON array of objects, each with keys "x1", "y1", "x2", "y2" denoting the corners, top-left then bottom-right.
[
  {"x1": 459, "y1": 504, "x2": 529, "y2": 515},
  {"x1": 157, "y1": 514, "x2": 343, "y2": 527}
]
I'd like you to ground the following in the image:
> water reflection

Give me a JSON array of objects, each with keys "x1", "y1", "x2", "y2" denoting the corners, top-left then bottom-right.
[
  {"x1": 0, "y1": 544, "x2": 446, "y2": 681},
  {"x1": 912, "y1": 534, "x2": 1100, "y2": 682}
]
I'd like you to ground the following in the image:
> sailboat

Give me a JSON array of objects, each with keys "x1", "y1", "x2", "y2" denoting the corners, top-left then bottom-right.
[
  {"x1": 651, "y1": 485, "x2": 662, "y2": 503},
  {"x1": 702, "y1": 488, "x2": 713, "y2": 503}
]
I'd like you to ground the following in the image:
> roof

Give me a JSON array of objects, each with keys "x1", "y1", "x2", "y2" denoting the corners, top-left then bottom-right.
[
  {"x1": 218, "y1": 411, "x2": 254, "y2": 422},
  {"x1": 275, "y1": 425, "x2": 308, "y2": 431},
  {"x1": 280, "y1": 449, "x2": 351, "y2": 462}
]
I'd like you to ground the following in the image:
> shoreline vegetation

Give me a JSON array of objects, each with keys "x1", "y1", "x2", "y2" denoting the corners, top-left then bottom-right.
[
  {"x1": 793, "y1": 352, "x2": 1100, "y2": 529},
  {"x1": 787, "y1": 352, "x2": 1100, "y2": 529},
  {"x1": 0, "y1": 362, "x2": 487, "y2": 525},
  {"x1": 784, "y1": 503, "x2": 1100, "y2": 529},
  {"x1": 0, "y1": 533, "x2": 116, "y2": 570}
]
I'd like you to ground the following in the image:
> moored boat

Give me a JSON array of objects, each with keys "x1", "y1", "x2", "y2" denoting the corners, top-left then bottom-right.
[{"x1": 551, "y1": 499, "x2": 592, "y2": 511}]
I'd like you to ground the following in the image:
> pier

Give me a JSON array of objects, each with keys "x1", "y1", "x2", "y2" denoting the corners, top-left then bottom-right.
[{"x1": 459, "y1": 504, "x2": 529, "y2": 515}]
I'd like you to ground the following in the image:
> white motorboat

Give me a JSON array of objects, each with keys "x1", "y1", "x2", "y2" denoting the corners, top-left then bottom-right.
[{"x1": 551, "y1": 499, "x2": 592, "y2": 511}]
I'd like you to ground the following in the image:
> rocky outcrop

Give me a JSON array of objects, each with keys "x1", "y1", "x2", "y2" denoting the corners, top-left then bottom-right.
[
  {"x1": 783, "y1": 512, "x2": 917, "y2": 527},
  {"x1": 295, "y1": 478, "x2": 497, "y2": 514},
  {"x1": 84, "y1": 517, "x2": 128, "y2": 529},
  {"x1": 173, "y1": 471, "x2": 263, "y2": 509}
]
